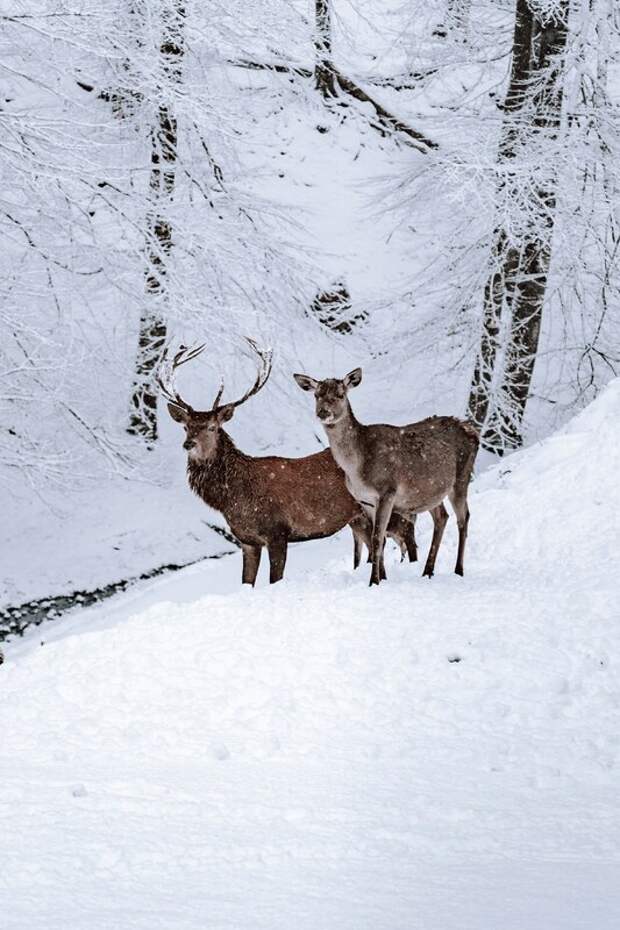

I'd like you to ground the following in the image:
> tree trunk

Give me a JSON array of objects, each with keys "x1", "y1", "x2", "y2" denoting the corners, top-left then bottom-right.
[
  {"x1": 314, "y1": 0, "x2": 337, "y2": 98},
  {"x1": 128, "y1": 2, "x2": 185, "y2": 442},
  {"x1": 467, "y1": 0, "x2": 569, "y2": 452},
  {"x1": 467, "y1": 231, "x2": 520, "y2": 448}
]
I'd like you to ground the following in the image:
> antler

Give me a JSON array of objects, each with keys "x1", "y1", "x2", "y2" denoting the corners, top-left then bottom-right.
[
  {"x1": 212, "y1": 337, "x2": 273, "y2": 413},
  {"x1": 157, "y1": 339, "x2": 271, "y2": 414},
  {"x1": 156, "y1": 343, "x2": 206, "y2": 411},
  {"x1": 212, "y1": 379, "x2": 225, "y2": 410}
]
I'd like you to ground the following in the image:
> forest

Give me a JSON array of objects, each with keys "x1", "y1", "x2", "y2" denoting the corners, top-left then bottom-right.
[
  {"x1": 3, "y1": 1, "x2": 618, "y2": 482},
  {"x1": 1, "y1": 3, "x2": 620, "y2": 929}
]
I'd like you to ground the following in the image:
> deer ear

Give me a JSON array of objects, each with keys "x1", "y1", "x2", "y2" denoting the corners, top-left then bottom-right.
[
  {"x1": 216, "y1": 404, "x2": 235, "y2": 423},
  {"x1": 167, "y1": 403, "x2": 188, "y2": 423},
  {"x1": 344, "y1": 368, "x2": 362, "y2": 389},
  {"x1": 293, "y1": 373, "x2": 319, "y2": 393}
]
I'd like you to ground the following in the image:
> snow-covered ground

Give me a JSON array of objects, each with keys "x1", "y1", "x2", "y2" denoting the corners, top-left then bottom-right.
[
  {"x1": 2, "y1": 383, "x2": 620, "y2": 929},
  {"x1": 0, "y1": 464, "x2": 233, "y2": 609}
]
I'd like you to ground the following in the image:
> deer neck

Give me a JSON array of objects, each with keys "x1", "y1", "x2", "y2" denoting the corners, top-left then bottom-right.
[
  {"x1": 187, "y1": 430, "x2": 248, "y2": 515},
  {"x1": 323, "y1": 403, "x2": 363, "y2": 471}
]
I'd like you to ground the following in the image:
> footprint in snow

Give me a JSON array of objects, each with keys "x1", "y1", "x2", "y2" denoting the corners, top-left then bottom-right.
[{"x1": 210, "y1": 742, "x2": 230, "y2": 761}]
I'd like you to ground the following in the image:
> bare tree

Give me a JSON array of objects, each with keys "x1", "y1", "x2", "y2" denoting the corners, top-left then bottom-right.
[
  {"x1": 314, "y1": 0, "x2": 337, "y2": 98},
  {"x1": 467, "y1": 0, "x2": 570, "y2": 452},
  {"x1": 0, "y1": 1, "x2": 311, "y2": 486},
  {"x1": 128, "y1": 1, "x2": 185, "y2": 442}
]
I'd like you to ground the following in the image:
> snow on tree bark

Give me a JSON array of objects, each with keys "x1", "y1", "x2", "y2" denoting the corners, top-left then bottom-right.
[
  {"x1": 128, "y1": 1, "x2": 185, "y2": 442},
  {"x1": 468, "y1": 0, "x2": 569, "y2": 452},
  {"x1": 314, "y1": 0, "x2": 337, "y2": 99}
]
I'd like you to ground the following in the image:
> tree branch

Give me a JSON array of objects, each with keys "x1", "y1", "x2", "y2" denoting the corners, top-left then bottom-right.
[
  {"x1": 227, "y1": 58, "x2": 312, "y2": 79},
  {"x1": 333, "y1": 69, "x2": 437, "y2": 152},
  {"x1": 227, "y1": 58, "x2": 437, "y2": 152}
]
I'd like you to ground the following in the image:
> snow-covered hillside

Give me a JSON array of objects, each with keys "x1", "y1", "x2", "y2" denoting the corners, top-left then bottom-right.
[{"x1": 2, "y1": 383, "x2": 619, "y2": 929}]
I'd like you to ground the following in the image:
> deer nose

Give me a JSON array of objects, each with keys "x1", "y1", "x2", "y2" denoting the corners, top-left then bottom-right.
[
  {"x1": 183, "y1": 438, "x2": 196, "y2": 451},
  {"x1": 317, "y1": 407, "x2": 330, "y2": 420}
]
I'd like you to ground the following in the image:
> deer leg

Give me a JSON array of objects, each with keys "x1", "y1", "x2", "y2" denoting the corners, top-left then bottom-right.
[
  {"x1": 405, "y1": 516, "x2": 418, "y2": 563},
  {"x1": 370, "y1": 492, "x2": 395, "y2": 587},
  {"x1": 422, "y1": 504, "x2": 449, "y2": 579},
  {"x1": 241, "y1": 544, "x2": 262, "y2": 586},
  {"x1": 351, "y1": 525, "x2": 363, "y2": 570},
  {"x1": 388, "y1": 514, "x2": 417, "y2": 563},
  {"x1": 267, "y1": 535, "x2": 288, "y2": 584},
  {"x1": 350, "y1": 515, "x2": 371, "y2": 570},
  {"x1": 362, "y1": 507, "x2": 373, "y2": 563},
  {"x1": 388, "y1": 526, "x2": 406, "y2": 562},
  {"x1": 449, "y1": 490, "x2": 470, "y2": 577}
]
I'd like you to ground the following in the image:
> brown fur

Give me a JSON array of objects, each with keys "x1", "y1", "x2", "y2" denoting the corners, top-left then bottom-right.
[
  {"x1": 175, "y1": 413, "x2": 416, "y2": 585},
  {"x1": 294, "y1": 370, "x2": 479, "y2": 585},
  {"x1": 161, "y1": 343, "x2": 417, "y2": 585},
  {"x1": 188, "y1": 438, "x2": 355, "y2": 546}
]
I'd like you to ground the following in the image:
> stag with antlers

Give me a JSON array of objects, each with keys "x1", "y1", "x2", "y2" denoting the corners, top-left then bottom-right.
[{"x1": 160, "y1": 341, "x2": 417, "y2": 585}]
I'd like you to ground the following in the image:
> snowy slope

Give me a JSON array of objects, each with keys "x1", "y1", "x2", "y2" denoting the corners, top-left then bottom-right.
[
  {"x1": 1, "y1": 382, "x2": 620, "y2": 929},
  {"x1": 0, "y1": 464, "x2": 233, "y2": 609}
]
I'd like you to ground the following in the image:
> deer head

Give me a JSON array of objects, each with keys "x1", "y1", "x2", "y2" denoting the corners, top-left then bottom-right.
[
  {"x1": 293, "y1": 368, "x2": 362, "y2": 426},
  {"x1": 159, "y1": 339, "x2": 272, "y2": 462}
]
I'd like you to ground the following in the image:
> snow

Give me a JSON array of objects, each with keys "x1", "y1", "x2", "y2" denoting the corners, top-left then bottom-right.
[
  {"x1": 0, "y1": 465, "x2": 233, "y2": 609},
  {"x1": 2, "y1": 381, "x2": 620, "y2": 928}
]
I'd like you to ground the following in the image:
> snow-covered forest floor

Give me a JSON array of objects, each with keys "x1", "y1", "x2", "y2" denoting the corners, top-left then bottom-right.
[{"x1": 2, "y1": 380, "x2": 619, "y2": 930}]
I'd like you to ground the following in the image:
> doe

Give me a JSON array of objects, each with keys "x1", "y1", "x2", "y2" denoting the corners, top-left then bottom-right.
[{"x1": 294, "y1": 368, "x2": 479, "y2": 586}]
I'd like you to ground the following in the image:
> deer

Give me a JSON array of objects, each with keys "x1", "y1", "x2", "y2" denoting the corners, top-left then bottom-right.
[
  {"x1": 293, "y1": 367, "x2": 479, "y2": 586},
  {"x1": 159, "y1": 342, "x2": 418, "y2": 585}
]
